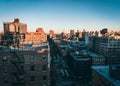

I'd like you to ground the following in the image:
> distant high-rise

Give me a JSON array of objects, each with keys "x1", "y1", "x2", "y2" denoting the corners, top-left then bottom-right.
[
  {"x1": 49, "y1": 30, "x2": 54, "y2": 38},
  {"x1": 70, "y1": 30, "x2": 74, "y2": 36},
  {"x1": 82, "y1": 29, "x2": 86, "y2": 40},
  {"x1": 76, "y1": 30, "x2": 82, "y2": 38}
]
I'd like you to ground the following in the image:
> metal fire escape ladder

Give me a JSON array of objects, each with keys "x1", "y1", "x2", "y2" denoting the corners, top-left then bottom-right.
[{"x1": 10, "y1": 51, "x2": 25, "y2": 86}]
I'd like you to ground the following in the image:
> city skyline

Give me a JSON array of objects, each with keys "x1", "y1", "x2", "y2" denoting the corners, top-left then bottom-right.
[{"x1": 0, "y1": 0, "x2": 120, "y2": 33}]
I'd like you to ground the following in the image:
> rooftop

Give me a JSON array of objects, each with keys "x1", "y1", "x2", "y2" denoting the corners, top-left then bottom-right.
[
  {"x1": 0, "y1": 42, "x2": 49, "y2": 52},
  {"x1": 70, "y1": 51, "x2": 91, "y2": 61},
  {"x1": 88, "y1": 52, "x2": 104, "y2": 58},
  {"x1": 92, "y1": 66, "x2": 120, "y2": 86}
]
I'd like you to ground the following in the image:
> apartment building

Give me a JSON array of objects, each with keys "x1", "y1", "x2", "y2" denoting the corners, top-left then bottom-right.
[
  {"x1": 99, "y1": 37, "x2": 120, "y2": 64},
  {"x1": 92, "y1": 66, "x2": 120, "y2": 86},
  {"x1": 0, "y1": 42, "x2": 50, "y2": 86},
  {"x1": 0, "y1": 18, "x2": 50, "y2": 86},
  {"x1": 1, "y1": 18, "x2": 47, "y2": 47}
]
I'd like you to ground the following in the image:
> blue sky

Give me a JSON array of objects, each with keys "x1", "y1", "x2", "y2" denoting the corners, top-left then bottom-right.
[{"x1": 0, "y1": 0, "x2": 120, "y2": 33}]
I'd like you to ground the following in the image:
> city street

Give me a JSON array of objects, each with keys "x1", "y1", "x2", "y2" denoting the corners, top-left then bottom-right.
[{"x1": 52, "y1": 54, "x2": 73, "y2": 86}]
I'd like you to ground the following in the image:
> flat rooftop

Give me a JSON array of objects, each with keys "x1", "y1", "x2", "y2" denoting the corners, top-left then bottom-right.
[
  {"x1": 92, "y1": 66, "x2": 120, "y2": 86},
  {"x1": 70, "y1": 52, "x2": 91, "y2": 61},
  {"x1": 88, "y1": 52, "x2": 104, "y2": 58},
  {"x1": 0, "y1": 42, "x2": 49, "y2": 52}
]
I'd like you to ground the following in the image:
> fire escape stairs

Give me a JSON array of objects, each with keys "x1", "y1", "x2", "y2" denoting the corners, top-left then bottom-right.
[{"x1": 10, "y1": 51, "x2": 25, "y2": 86}]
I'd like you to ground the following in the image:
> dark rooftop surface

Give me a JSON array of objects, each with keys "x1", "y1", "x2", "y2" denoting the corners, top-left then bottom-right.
[{"x1": 92, "y1": 66, "x2": 120, "y2": 86}]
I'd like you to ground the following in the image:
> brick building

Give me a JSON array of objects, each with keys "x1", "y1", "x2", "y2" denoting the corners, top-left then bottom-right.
[
  {"x1": 87, "y1": 33, "x2": 120, "y2": 65},
  {"x1": 24, "y1": 28, "x2": 47, "y2": 44},
  {"x1": 70, "y1": 30, "x2": 74, "y2": 36},
  {"x1": 1, "y1": 18, "x2": 47, "y2": 47},
  {"x1": 0, "y1": 42, "x2": 50, "y2": 86},
  {"x1": 0, "y1": 18, "x2": 50, "y2": 86},
  {"x1": 67, "y1": 51, "x2": 92, "y2": 85},
  {"x1": 99, "y1": 37, "x2": 120, "y2": 64},
  {"x1": 4, "y1": 18, "x2": 27, "y2": 34},
  {"x1": 92, "y1": 66, "x2": 120, "y2": 86}
]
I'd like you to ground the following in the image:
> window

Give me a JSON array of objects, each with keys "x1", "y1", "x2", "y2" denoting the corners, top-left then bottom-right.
[
  {"x1": 2, "y1": 56, "x2": 8, "y2": 62},
  {"x1": 19, "y1": 75, "x2": 24, "y2": 80},
  {"x1": 30, "y1": 76, "x2": 35, "y2": 81},
  {"x1": 13, "y1": 76, "x2": 17, "y2": 82},
  {"x1": 3, "y1": 67, "x2": 8, "y2": 73},
  {"x1": 42, "y1": 55, "x2": 46, "y2": 60},
  {"x1": 30, "y1": 55, "x2": 35, "y2": 62},
  {"x1": 3, "y1": 77, "x2": 8, "y2": 83},
  {"x1": 42, "y1": 65, "x2": 46, "y2": 71},
  {"x1": 43, "y1": 84, "x2": 46, "y2": 86},
  {"x1": 19, "y1": 56, "x2": 24, "y2": 63},
  {"x1": 21, "y1": 65, "x2": 24, "y2": 72},
  {"x1": 42, "y1": 75, "x2": 46, "y2": 80},
  {"x1": 30, "y1": 65, "x2": 35, "y2": 71},
  {"x1": 13, "y1": 67, "x2": 17, "y2": 73}
]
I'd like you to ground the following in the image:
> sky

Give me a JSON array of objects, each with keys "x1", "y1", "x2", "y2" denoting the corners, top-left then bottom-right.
[{"x1": 0, "y1": 0, "x2": 120, "y2": 33}]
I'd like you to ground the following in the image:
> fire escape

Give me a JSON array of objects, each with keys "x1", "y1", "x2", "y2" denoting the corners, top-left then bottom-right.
[{"x1": 10, "y1": 51, "x2": 25, "y2": 86}]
